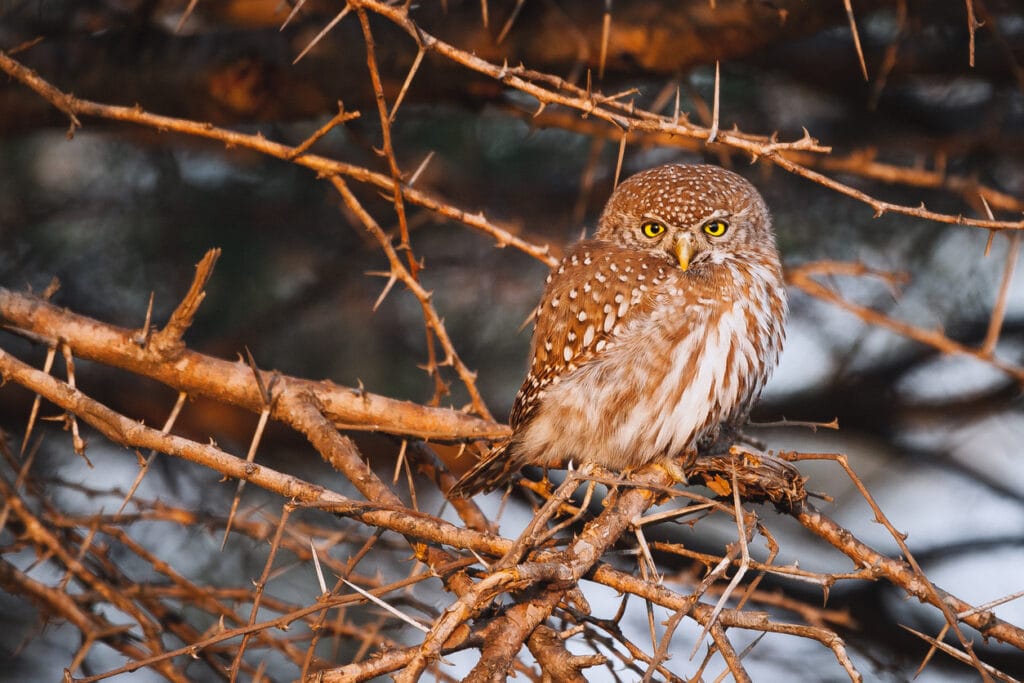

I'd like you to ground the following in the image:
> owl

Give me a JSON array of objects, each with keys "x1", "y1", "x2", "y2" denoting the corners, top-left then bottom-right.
[{"x1": 451, "y1": 163, "x2": 787, "y2": 497}]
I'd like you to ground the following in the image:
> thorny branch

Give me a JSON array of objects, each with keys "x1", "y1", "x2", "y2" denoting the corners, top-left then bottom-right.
[
  {"x1": 2, "y1": 3, "x2": 1023, "y2": 682},
  {"x1": 0, "y1": 284, "x2": 505, "y2": 442},
  {"x1": 2, "y1": 293, "x2": 1022, "y2": 679}
]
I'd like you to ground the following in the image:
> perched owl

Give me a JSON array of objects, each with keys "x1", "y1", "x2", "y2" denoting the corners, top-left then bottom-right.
[{"x1": 451, "y1": 163, "x2": 787, "y2": 497}]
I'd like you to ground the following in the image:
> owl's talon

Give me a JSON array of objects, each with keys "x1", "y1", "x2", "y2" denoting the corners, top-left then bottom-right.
[{"x1": 658, "y1": 458, "x2": 690, "y2": 485}]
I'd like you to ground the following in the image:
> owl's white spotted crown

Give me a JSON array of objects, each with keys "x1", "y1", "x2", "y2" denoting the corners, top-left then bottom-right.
[{"x1": 598, "y1": 163, "x2": 766, "y2": 231}]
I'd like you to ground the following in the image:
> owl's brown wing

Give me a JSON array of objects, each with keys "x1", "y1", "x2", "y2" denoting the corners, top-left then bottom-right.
[
  {"x1": 449, "y1": 240, "x2": 677, "y2": 498},
  {"x1": 509, "y1": 240, "x2": 676, "y2": 429},
  {"x1": 448, "y1": 441, "x2": 515, "y2": 498}
]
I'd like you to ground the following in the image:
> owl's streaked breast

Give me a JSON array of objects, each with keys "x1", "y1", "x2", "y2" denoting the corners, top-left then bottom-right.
[{"x1": 512, "y1": 244, "x2": 785, "y2": 471}]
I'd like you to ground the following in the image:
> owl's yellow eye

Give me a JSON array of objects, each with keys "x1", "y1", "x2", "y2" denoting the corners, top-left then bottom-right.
[
  {"x1": 641, "y1": 221, "x2": 667, "y2": 238},
  {"x1": 702, "y1": 219, "x2": 729, "y2": 237}
]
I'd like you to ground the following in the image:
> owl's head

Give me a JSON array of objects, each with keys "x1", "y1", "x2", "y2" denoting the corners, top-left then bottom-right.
[{"x1": 594, "y1": 163, "x2": 775, "y2": 271}]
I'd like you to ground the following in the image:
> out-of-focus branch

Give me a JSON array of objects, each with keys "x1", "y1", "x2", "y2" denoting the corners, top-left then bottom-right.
[
  {"x1": 0, "y1": 475, "x2": 190, "y2": 683},
  {"x1": 787, "y1": 261, "x2": 1024, "y2": 383},
  {"x1": 0, "y1": 556, "x2": 160, "y2": 674}
]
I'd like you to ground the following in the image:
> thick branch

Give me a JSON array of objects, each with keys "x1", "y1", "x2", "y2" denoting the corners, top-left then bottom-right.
[{"x1": 0, "y1": 287, "x2": 506, "y2": 442}]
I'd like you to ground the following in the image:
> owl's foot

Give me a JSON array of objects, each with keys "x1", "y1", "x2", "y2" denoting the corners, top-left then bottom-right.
[
  {"x1": 570, "y1": 460, "x2": 612, "y2": 482},
  {"x1": 657, "y1": 457, "x2": 690, "y2": 486}
]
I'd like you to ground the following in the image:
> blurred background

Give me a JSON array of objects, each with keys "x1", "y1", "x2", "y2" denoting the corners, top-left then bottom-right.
[{"x1": 1, "y1": 1, "x2": 1023, "y2": 681}]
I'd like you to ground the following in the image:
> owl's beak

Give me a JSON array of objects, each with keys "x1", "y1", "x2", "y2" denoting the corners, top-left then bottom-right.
[{"x1": 673, "y1": 235, "x2": 694, "y2": 271}]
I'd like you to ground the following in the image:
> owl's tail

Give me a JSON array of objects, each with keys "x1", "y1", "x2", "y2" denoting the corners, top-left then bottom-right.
[{"x1": 448, "y1": 442, "x2": 518, "y2": 498}]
